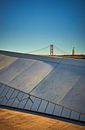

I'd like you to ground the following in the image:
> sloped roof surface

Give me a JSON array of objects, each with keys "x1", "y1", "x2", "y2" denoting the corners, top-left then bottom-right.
[{"x1": 0, "y1": 50, "x2": 85, "y2": 122}]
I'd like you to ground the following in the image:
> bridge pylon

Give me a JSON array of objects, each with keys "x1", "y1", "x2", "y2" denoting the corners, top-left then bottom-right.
[
  {"x1": 72, "y1": 47, "x2": 75, "y2": 56},
  {"x1": 50, "y1": 44, "x2": 54, "y2": 56}
]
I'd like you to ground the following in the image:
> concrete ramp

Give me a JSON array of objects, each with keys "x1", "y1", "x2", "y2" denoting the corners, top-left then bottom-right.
[{"x1": 0, "y1": 50, "x2": 85, "y2": 122}]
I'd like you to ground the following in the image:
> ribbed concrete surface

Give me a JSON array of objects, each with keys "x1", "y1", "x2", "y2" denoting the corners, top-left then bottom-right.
[{"x1": 0, "y1": 50, "x2": 85, "y2": 122}]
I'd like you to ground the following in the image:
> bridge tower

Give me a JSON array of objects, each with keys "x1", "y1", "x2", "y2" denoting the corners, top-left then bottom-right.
[
  {"x1": 50, "y1": 44, "x2": 54, "y2": 55},
  {"x1": 72, "y1": 47, "x2": 75, "y2": 56}
]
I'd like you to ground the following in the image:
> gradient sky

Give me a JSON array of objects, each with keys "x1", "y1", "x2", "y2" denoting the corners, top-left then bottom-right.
[{"x1": 0, "y1": 0, "x2": 85, "y2": 54}]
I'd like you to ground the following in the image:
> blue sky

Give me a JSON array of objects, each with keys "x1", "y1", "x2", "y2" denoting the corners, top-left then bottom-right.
[{"x1": 0, "y1": 0, "x2": 85, "y2": 54}]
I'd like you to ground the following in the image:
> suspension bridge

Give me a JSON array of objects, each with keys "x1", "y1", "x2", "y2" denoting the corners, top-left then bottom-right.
[
  {"x1": 27, "y1": 44, "x2": 85, "y2": 59},
  {"x1": 27, "y1": 44, "x2": 81, "y2": 59},
  {"x1": 27, "y1": 44, "x2": 67, "y2": 55}
]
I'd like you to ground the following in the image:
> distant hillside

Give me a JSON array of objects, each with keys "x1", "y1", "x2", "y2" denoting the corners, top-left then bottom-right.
[{"x1": 49, "y1": 55, "x2": 85, "y2": 59}]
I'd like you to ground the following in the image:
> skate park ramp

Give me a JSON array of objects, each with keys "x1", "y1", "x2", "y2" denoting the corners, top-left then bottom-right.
[{"x1": 0, "y1": 50, "x2": 85, "y2": 122}]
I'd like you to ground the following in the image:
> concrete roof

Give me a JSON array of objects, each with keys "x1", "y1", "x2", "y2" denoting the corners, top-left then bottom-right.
[{"x1": 0, "y1": 50, "x2": 85, "y2": 122}]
